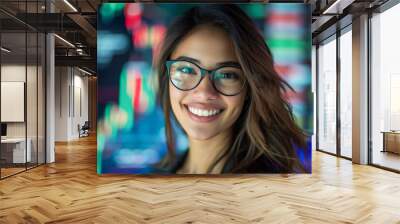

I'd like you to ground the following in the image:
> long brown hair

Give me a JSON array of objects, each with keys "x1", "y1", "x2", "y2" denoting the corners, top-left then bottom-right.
[{"x1": 155, "y1": 4, "x2": 308, "y2": 173}]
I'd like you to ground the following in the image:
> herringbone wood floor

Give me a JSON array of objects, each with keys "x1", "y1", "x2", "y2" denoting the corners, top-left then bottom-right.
[{"x1": 1, "y1": 135, "x2": 400, "y2": 224}]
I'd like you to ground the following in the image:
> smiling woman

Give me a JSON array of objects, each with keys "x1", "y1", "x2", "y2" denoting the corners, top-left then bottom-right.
[{"x1": 155, "y1": 4, "x2": 309, "y2": 174}]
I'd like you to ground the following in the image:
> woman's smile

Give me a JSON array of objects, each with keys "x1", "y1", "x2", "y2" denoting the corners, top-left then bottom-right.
[{"x1": 183, "y1": 103, "x2": 225, "y2": 123}]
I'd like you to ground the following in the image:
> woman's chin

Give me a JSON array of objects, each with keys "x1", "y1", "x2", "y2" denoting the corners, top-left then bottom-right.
[{"x1": 186, "y1": 130, "x2": 218, "y2": 141}]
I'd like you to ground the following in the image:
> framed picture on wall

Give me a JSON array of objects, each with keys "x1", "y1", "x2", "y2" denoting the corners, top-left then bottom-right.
[
  {"x1": 1, "y1": 81, "x2": 25, "y2": 123},
  {"x1": 97, "y1": 3, "x2": 312, "y2": 175}
]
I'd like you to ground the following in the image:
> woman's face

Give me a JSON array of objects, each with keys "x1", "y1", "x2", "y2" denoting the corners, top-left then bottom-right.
[{"x1": 169, "y1": 25, "x2": 246, "y2": 141}]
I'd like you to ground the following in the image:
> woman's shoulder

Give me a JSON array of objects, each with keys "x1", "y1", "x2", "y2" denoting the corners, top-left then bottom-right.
[
  {"x1": 223, "y1": 154, "x2": 291, "y2": 174},
  {"x1": 150, "y1": 150, "x2": 188, "y2": 174},
  {"x1": 245, "y1": 156, "x2": 287, "y2": 173}
]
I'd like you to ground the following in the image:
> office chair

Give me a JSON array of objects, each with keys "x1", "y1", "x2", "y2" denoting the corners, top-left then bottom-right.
[{"x1": 79, "y1": 121, "x2": 90, "y2": 138}]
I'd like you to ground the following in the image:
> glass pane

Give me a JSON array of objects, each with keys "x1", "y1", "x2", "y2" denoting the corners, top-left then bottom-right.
[
  {"x1": 317, "y1": 37, "x2": 337, "y2": 154},
  {"x1": 27, "y1": 30, "x2": 38, "y2": 169},
  {"x1": 26, "y1": 0, "x2": 40, "y2": 170},
  {"x1": 38, "y1": 32, "x2": 45, "y2": 165},
  {"x1": 371, "y1": 4, "x2": 400, "y2": 171},
  {"x1": 312, "y1": 45, "x2": 317, "y2": 151},
  {"x1": 1, "y1": 30, "x2": 27, "y2": 177},
  {"x1": 1, "y1": 1, "x2": 46, "y2": 178},
  {"x1": 340, "y1": 29, "x2": 352, "y2": 158},
  {"x1": 1, "y1": 0, "x2": 28, "y2": 178}
]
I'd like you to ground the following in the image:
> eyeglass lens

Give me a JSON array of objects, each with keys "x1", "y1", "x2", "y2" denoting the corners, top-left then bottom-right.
[{"x1": 169, "y1": 60, "x2": 245, "y2": 96}]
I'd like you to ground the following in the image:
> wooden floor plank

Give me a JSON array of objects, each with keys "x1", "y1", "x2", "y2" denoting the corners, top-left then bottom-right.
[{"x1": 0, "y1": 135, "x2": 399, "y2": 223}]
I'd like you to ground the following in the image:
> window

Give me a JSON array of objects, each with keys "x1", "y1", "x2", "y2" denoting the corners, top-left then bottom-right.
[
  {"x1": 339, "y1": 28, "x2": 352, "y2": 158},
  {"x1": 317, "y1": 36, "x2": 337, "y2": 154},
  {"x1": 371, "y1": 3, "x2": 400, "y2": 171}
]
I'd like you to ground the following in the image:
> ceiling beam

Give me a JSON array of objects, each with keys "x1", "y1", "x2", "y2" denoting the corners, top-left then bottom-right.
[
  {"x1": 322, "y1": 0, "x2": 356, "y2": 15},
  {"x1": 67, "y1": 13, "x2": 97, "y2": 45},
  {"x1": 55, "y1": 55, "x2": 96, "y2": 71}
]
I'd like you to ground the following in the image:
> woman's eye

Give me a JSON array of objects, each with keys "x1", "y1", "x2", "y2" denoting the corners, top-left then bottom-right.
[
  {"x1": 216, "y1": 72, "x2": 239, "y2": 80},
  {"x1": 177, "y1": 66, "x2": 195, "y2": 75}
]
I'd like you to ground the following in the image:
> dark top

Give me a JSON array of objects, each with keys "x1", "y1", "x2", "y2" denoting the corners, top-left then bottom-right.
[{"x1": 169, "y1": 149, "x2": 287, "y2": 174}]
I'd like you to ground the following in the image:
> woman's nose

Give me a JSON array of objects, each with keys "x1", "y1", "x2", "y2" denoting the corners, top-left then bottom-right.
[{"x1": 192, "y1": 74, "x2": 219, "y2": 100}]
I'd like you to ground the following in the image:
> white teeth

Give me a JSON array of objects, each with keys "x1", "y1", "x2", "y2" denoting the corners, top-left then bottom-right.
[{"x1": 188, "y1": 106, "x2": 221, "y2": 117}]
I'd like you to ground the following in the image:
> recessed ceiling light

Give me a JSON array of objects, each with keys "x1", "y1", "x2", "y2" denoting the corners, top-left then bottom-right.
[
  {"x1": 78, "y1": 67, "x2": 93, "y2": 76},
  {"x1": 322, "y1": 0, "x2": 346, "y2": 15},
  {"x1": 63, "y1": 0, "x2": 78, "y2": 12},
  {"x1": 54, "y1": 34, "x2": 75, "y2": 48},
  {"x1": 322, "y1": 0, "x2": 358, "y2": 15},
  {"x1": 1, "y1": 47, "x2": 11, "y2": 53}
]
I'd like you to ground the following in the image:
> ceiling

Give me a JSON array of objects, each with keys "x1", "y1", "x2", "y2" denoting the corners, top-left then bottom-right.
[
  {"x1": 0, "y1": 0, "x2": 393, "y2": 74},
  {"x1": 0, "y1": 0, "x2": 100, "y2": 73}
]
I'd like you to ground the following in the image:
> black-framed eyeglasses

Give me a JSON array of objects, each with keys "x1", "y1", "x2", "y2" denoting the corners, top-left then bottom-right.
[{"x1": 165, "y1": 60, "x2": 246, "y2": 96}]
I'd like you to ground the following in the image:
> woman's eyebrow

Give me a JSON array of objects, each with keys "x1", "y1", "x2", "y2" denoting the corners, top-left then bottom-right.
[
  {"x1": 216, "y1": 61, "x2": 241, "y2": 68},
  {"x1": 175, "y1": 56, "x2": 201, "y2": 64},
  {"x1": 175, "y1": 56, "x2": 241, "y2": 68}
]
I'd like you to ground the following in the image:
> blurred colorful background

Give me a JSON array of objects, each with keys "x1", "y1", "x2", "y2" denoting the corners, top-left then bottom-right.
[{"x1": 97, "y1": 3, "x2": 312, "y2": 174}]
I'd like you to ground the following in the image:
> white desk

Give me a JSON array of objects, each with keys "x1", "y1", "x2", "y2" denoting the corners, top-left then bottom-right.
[{"x1": 1, "y1": 138, "x2": 31, "y2": 163}]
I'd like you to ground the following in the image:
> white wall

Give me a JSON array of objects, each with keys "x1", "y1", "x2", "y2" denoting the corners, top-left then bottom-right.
[
  {"x1": 1, "y1": 65, "x2": 26, "y2": 81},
  {"x1": 54, "y1": 67, "x2": 89, "y2": 141},
  {"x1": 1, "y1": 66, "x2": 26, "y2": 128},
  {"x1": 55, "y1": 67, "x2": 69, "y2": 141},
  {"x1": 72, "y1": 72, "x2": 89, "y2": 138}
]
